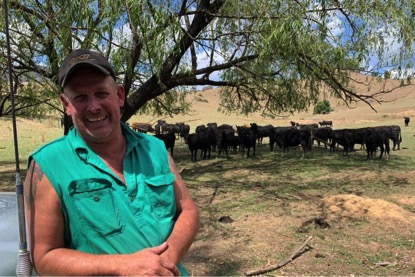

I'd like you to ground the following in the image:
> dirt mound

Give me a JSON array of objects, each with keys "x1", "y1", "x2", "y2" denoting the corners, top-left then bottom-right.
[{"x1": 323, "y1": 194, "x2": 415, "y2": 229}]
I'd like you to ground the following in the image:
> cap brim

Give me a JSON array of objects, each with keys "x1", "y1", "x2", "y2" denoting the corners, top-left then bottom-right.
[{"x1": 60, "y1": 62, "x2": 111, "y2": 88}]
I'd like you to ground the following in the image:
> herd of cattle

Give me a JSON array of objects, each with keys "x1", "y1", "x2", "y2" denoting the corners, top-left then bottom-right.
[{"x1": 129, "y1": 119, "x2": 404, "y2": 162}]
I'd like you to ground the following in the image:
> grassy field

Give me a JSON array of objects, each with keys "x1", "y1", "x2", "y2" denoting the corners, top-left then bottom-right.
[{"x1": 1, "y1": 79, "x2": 415, "y2": 275}]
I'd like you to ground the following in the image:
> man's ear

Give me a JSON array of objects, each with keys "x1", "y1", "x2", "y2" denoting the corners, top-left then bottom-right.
[
  {"x1": 60, "y1": 94, "x2": 71, "y2": 115},
  {"x1": 117, "y1": 85, "x2": 125, "y2": 107}
]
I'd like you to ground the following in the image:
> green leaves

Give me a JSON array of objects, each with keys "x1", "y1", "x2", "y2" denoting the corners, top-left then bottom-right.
[{"x1": 2, "y1": 0, "x2": 415, "y2": 121}]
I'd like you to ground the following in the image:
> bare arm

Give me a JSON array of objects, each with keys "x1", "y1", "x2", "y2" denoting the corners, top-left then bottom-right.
[
  {"x1": 24, "y1": 160, "x2": 179, "y2": 276},
  {"x1": 161, "y1": 153, "x2": 200, "y2": 265}
]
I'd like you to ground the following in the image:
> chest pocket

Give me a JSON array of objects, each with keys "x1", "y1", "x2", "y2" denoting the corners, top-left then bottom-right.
[
  {"x1": 68, "y1": 178, "x2": 124, "y2": 237},
  {"x1": 144, "y1": 173, "x2": 176, "y2": 220}
]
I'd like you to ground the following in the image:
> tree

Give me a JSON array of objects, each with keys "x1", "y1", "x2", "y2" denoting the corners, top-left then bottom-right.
[
  {"x1": 2, "y1": 0, "x2": 415, "y2": 133},
  {"x1": 313, "y1": 100, "x2": 333, "y2": 115}
]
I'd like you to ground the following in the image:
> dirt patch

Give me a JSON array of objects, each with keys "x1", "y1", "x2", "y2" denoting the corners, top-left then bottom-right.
[{"x1": 323, "y1": 194, "x2": 415, "y2": 233}]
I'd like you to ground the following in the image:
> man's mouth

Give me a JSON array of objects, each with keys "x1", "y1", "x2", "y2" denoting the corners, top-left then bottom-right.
[{"x1": 87, "y1": 115, "x2": 107, "y2": 122}]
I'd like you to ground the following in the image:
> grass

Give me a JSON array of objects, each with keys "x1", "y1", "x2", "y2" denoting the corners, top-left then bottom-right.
[
  {"x1": 0, "y1": 117, "x2": 62, "y2": 191},
  {"x1": 1, "y1": 103, "x2": 415, "y2": 275},
  {"x1": 174, "y1": 135, "x2": 415, "y2": 275}
]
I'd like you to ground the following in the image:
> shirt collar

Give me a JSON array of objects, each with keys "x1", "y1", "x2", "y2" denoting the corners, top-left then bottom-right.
[{"x1": 68, "y1": 122, "x2": 141, "y2": 156}]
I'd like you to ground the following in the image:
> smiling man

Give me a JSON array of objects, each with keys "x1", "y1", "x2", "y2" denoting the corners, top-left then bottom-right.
[{"x1": 24, "y1": 49, "x2": 199, "y2": 276}]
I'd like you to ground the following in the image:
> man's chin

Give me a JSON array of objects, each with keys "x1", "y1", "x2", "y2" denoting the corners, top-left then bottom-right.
[{"x1": 83, "y1": 128, "x2": 112, "y2": 141}]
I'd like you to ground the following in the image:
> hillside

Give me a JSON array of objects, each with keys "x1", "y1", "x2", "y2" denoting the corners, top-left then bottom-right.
[
  {"x1": 130, "y1": 72, "x2": 415, "y2": 131},
  {"x1": 2, "y1": 73, "x2": 415, "y2": 276}
]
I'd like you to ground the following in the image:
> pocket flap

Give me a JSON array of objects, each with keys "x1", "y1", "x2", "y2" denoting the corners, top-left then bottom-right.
[
  {"x1": 144, "y1": 173, "x2": 175, "y2": 187},
  {"x1": 68, "y1": 178, "x2": 112, "y2": 195}
]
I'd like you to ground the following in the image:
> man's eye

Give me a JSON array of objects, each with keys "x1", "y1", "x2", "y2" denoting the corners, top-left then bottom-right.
[
  {"x1": 97, "y1": 93, "x2": 109, "y2": 98},
  {"x1": 73, "y1": 96, "x2": 87, "y2": 102}
]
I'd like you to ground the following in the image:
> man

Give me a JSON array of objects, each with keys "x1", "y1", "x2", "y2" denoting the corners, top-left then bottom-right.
[{"x1": 24, "y1": 49, "x2": 199, "y2": 276}]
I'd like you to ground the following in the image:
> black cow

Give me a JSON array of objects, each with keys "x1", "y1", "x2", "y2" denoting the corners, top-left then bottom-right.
[
  {"x1": 187, "y1": 129, "x2": 216, "y2": 162},
  {"x1": 318, "y1": 120, "x2": 333, "y2": 127},
  {"x1": 270, "y1": 127, "x2": 311, "y2": 158},
  {"x1": 364, "y1": 128, "x2": 390, "y2": 160},
  {"x1": 299, "y1": 123, "x2": 319, "y2": 130},
  {"x1": 270, "y1": 127, "x2": 289, "y2": 151},
  {"x1": 251, "y1": 123, "x2": 274, "y2": 145},
  {"x1": 227, "y1": 134, "x2": 241, "y2": 153},
  {"x1": 330, "y1": 128, "x2": 368, "y2": 157},
  {"x1": 237, "y1": 125, "x2": 257, "y2": 157},
  {"x1": 207, "y1": 122, "x2": 218, "y2": 129},
  {"x1": 372, "y1": 125, "x2": 401, "y2": 150},
  {"x1": 404, "y1": 117, "x2": 410, "y2": 127},
  {"x1": 179, "y1": 124, "x2": 190, "y2": 143},
  {"x1": 215, "y1": 124, "x2": 235, "y2": 157},
  {"x1": 154, "y1": 133, "x2": 176, "y2": 157},
  {"x1": 154, "y1": 119, "x2": 166, "y2": 135},
  {"x1": 195, "y1": 124, "x2": 206, "y2": 134},
  {"x1": 312, "y1": 127, "x2": 333, "y2": 148},
  {"x1": 162, "y1": 123, "x2": 184, "y2": 139}
]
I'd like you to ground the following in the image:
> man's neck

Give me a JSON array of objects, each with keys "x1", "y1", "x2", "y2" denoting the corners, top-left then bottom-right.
[{"x1": 88, "y1": 134, "x2": 127, "y2": 182}]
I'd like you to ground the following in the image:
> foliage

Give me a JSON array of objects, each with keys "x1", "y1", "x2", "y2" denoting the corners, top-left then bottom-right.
[
  {"x1": 1, "y1": 0, "x2": 415, "y2": 122},
  {"x1": 313, "y1": 100, "x2": 333, "y2": 114}
]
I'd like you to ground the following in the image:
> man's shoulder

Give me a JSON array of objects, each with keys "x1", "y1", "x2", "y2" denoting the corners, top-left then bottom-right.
[{"x1": 31, "y1": 135, "x2": 69, "y2": 157}]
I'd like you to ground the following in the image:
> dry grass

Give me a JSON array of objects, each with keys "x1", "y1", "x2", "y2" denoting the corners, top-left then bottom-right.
[{"x1": 1, "y1": 73, "x2": 415, "y2": 275}]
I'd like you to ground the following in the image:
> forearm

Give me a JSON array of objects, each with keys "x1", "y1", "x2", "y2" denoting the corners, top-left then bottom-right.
[
  {"x1": 165, "y1": 152, "x2": 200, "y2": 265},
  {"x1": 35, "y1": 248, "x2": 123, "y2": 276},
  {"x1": 163, "y1": 207, "x2": 200, "y2": 264},
  {"x1": 34, "y1": 243, "x2": 177, "y2": 276}
]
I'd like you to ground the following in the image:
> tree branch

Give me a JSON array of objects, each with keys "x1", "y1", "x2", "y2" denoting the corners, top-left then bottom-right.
[{"x1": 244, "y1": 236, "x2": 313, "y2": 276}]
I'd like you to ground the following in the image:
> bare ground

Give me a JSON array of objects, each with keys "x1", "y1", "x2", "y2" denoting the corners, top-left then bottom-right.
[
  {"x1": 181, "y1": 161, "x2": 415, "y2": 276},
  {"x1": 2, "y1": 73, "x2": 415, "y2": 275}
]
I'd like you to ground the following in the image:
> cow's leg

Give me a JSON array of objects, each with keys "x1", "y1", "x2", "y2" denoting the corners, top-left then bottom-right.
[
  {"x1": 379, "y1": 146, "x2": 384, "y2": 159},
  {"x1": 281, "y1": 145, "x2": 286, "y2": 158}
]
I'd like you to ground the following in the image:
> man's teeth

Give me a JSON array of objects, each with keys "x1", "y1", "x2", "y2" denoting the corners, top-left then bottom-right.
[{"x1": 88, "y1": 116, "x2": 106, "y2": 122}]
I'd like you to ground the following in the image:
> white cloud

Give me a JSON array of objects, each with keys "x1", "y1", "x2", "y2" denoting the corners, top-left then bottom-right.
[{"x1": 326, "y1": 15, "x2": 344, "y2": 38}]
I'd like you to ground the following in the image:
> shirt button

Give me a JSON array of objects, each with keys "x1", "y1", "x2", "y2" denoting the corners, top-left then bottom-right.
[{"x1": 93, "y1": 197, "x2": 99, "y2": 202}]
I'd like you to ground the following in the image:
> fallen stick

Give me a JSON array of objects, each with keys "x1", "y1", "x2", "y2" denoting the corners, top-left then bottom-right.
[{"x1": 244, "y1": 236, "x2": 313, "y2": 276}]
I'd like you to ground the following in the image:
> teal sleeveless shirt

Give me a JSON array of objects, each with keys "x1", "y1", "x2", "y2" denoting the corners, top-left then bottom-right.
[{"x1": 29, "y1": 122, "x2": 188, "y2": 275}]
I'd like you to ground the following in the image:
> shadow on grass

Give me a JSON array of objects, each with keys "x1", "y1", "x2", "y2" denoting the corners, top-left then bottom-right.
[
  {"x1": 175, "y1": 143, "x2": 415, "y2": 275},
  {"x1": 176, "y1": 140, "x2": 415, "y2": 222},
  {"x1": 184, "y1": 242, "x2": 244, "y2": 276}
]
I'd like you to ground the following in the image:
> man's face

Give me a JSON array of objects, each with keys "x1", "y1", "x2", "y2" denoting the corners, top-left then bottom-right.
[{"x1": 61, "y1": 68, "x2": 124, "y2": 143}]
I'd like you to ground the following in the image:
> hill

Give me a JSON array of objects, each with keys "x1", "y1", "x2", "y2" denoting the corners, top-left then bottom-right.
[
  {"x1": 130, "y1": 72, "x2": 415, "y2": 131},
  {"x1": 1, "y1": 72, "x2": 415, "y2": 276}
]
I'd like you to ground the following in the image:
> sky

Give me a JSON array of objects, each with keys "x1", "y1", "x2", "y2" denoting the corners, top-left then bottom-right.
[{"x1": 325, "y1": 7, "x2": 415, "y2": 79}]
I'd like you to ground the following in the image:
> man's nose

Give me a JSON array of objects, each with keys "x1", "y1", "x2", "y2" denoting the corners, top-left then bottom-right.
[{"x1": 87, "y1": 97, "x2": 101, "y2": 112}]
